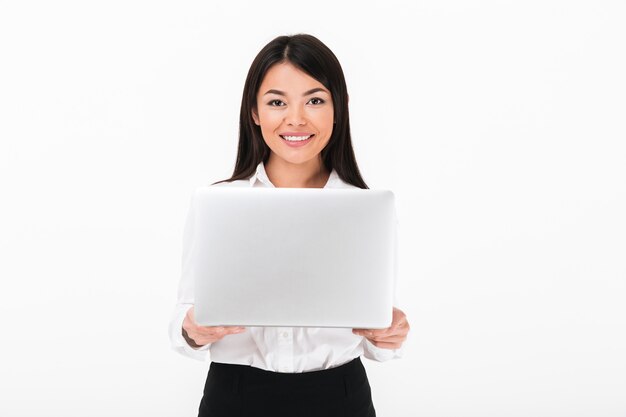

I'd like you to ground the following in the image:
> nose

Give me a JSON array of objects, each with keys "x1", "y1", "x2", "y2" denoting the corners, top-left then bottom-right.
[{"x1": 285, "y1": 104, "x2": 306, "y2": 126}]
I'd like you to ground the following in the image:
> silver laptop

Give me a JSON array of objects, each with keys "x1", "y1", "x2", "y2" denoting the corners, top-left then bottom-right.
[{"x1": 191, "y1": 186, "x2": 396, "y2": 329}]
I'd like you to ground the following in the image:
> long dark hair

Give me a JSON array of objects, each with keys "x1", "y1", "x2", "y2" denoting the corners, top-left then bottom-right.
[{"x1": 212, "y1": 33, "x2": 369, "y2": 189}]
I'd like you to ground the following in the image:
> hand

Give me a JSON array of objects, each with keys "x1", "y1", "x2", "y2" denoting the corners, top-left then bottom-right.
[
  {"x1": 182, "y1": 306, "x2": 246, "y2": 348},
  {"x1": 352, "y1": 307, "x2": 410, "y2": 349}
]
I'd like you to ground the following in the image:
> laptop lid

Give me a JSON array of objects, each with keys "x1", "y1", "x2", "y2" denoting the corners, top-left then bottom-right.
[{"x1": 191, "y1": 186, "x2": 396, "y2": 329}]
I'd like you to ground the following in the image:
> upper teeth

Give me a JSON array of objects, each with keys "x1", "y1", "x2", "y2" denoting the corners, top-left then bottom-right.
[{"x1": 282, "y1": 135, "x2": 312, "y2": 141}]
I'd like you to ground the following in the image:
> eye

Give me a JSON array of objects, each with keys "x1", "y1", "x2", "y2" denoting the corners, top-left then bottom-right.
[
  {"x1": 308, "y1": 97, "x2": 325, "y2": 105},
  {"x1": 268, "y1": 99, "x2": 285, "y2": 107}
]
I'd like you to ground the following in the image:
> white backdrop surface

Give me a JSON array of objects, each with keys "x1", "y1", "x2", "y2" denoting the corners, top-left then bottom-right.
[{"x1": 0, "y1": 1, "x2": 624, "y2": 416}]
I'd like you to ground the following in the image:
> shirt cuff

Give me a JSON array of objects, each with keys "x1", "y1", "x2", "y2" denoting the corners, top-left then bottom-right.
[
  {"x1": 362, "y1": 337, "x2": 405, "y2": 362},
  {"x1": 169, "y1": 305, "x2": 212, "y2": 362}
]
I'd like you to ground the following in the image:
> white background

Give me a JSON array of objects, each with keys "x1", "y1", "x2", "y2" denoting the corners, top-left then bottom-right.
[{"x1": 1, "y1": 1, "x2": 625, "y2": 416}]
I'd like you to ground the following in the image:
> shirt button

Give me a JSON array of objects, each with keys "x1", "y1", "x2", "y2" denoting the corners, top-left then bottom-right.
[{"x1": 282, "y1": 332, "x2": 289, "y2": 338}]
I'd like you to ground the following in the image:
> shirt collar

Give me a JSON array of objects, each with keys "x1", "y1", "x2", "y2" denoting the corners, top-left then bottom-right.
[{"x1": 249, "y1": 161, "x2": 342, "y2": 188}]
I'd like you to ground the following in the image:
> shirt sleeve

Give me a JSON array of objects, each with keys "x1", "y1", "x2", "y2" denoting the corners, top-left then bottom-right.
[
  {"x1": 362, "y1": 204, "x2": 405, "y2": 362},
  {"x1": 393, "y1": 206, "x2": 401, "y2": 308},
  {"x1": 362, "y1": 338, "x2": 405, "y2": 361},
  {"x1": 168, "y1": 189, "x2": 212, "y2": 362}
]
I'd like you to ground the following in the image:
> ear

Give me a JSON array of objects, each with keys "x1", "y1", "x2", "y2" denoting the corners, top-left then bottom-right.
[{"x1": 252, "y1": 107, "x2": 260, "y2": 126}]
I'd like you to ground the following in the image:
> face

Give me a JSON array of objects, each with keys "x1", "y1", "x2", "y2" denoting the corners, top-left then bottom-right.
[{"x1": 252, "y1": 62, "x2": 334, "y2": 166}]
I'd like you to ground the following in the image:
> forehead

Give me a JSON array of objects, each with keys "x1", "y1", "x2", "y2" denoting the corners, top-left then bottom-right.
[{"x1": 259, "y1": 62, "x2": 325, "y2": 91}]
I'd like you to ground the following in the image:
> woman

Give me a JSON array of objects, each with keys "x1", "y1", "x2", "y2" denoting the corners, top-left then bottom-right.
[{"x1": 169, "y1": 33, "x2": 410, "y2": 417}]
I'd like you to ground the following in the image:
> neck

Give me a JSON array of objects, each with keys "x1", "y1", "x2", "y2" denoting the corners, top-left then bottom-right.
[{"x1": 264, "y1": 155, "x2": 330, "y2": 188}]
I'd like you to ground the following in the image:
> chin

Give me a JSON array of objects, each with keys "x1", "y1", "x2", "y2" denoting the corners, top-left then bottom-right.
[
  {"x1": 281, "y1": 155, "x2": 316, "y2": 165},
  {"x1": 273, "y1": 151, "x2": 317, "y2": 165}
]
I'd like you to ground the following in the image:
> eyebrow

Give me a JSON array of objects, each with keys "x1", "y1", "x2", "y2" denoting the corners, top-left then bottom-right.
[{"x1": 263, "y1": 87, "x2": 329, "y2": 96}]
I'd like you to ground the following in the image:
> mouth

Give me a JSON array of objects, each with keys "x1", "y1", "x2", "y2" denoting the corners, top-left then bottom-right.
[
  {"x1": 279, "y1": 134, "x2": 315, "y2": 142},
  {"x1": 279, "y1": 134, "x2": 315, "y2": 147}
]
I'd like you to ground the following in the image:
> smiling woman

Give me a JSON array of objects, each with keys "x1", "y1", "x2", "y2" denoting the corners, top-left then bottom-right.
[
  {"x1": 170, "y1": 33, "x2": 410, "y2": 417},
  {"x1": 212, "y1": 33, "x2": 367, "y2": 190}
]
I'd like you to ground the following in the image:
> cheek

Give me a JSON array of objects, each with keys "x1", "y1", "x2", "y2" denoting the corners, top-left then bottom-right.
[
  {"x1": 318, "y1": 109, "x2": 335, "y2": 132},
  {"x1": 259, "y1": 109, "x2": 281, "y2": 127},
  {"x1": 258, "y1": 112, "x2": 282, "y2": 144},
  {"x1": 307, "y1": 107, "x2": 333, "y2": 128}
]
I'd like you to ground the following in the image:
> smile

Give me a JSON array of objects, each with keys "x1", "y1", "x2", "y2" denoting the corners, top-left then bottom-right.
[
  {"x1": 280, "y1": 134, "x2": 314, "y2": 142},
  {"x1": 279, "y1": 134, "x2": 315, "y2": 147}
]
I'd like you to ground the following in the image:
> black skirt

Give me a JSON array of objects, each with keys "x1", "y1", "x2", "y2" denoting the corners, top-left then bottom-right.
[{"x1": 198, "y1": 356, "x2": 376, "y2": 417}]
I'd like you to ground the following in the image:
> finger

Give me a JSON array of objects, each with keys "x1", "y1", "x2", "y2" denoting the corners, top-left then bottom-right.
[
  {"x1": 199, "y1": 326, "x2": 245, "y2": 336},
  {"x1": 386, "y1": 321, "x2": 409, "y2": 338},
  {"x1": 224, "y1": 327, "x2": 246, "y2": 333},
  {"x1": 218, "y1": 326, "x2": 246, "y2": 331},
  {"x1": 361, "y1": 326, "x2": 409, "y2": 340},
  {"x1": 362, "y1": 327, "x2": 403, "y2": 336},
  {"x1": 196, "y1": 326, "x2": 225, "y2": 336},
  {"x1": 388, "y1": 322, "x2": 407, "y2": 335},
  {"x1": 366, "y1": 334, "x2": 407, "y2": 343},
  {"x1": 352, "y1": 329, "x2": 374, "y2": 336},
  {"x1": 354, "y1": 327, "x2": 394, "y2": 337}
]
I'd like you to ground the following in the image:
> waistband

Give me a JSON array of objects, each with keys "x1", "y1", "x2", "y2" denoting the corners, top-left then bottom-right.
[{"x1": 209, "y1": 356, "x2": 364, "y2": 382}]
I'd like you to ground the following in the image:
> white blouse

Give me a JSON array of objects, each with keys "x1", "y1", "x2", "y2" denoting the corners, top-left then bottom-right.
[{"x1": 168, "y1": 161, "x2": 404, "y2": 372}]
